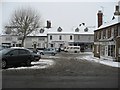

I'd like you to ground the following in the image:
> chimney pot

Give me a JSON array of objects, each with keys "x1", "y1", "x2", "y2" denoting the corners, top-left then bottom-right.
[
  {"x1": 97, "y1": 10, "x2": 103, "y2": 28},
  {"x1": 114, "y1": 5, "x2": 120, "y2": 16}
]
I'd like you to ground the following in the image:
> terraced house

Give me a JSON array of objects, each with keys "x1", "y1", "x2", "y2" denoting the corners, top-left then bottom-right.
[{"x1": 94, "y1": 2, "x2": 120, "y2": 61}]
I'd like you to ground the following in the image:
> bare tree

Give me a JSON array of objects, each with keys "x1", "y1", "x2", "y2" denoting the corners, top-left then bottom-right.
[{"x1": 5, "y1": 8, "x2": 43, "y2": 47}]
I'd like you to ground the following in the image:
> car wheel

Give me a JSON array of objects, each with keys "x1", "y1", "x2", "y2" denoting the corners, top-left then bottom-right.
[
  {"x1": 40, "y1": 52, "x2": 44, "y2": 55},
  {"x1": 2, "y1": 60, "x2": 7, "y2": 69},
  {"x1": 37, "y1": 59, "x2": 40, "y2": 61},
  {"x1": 25, "y1": 60, "x2": 31, "y2": 66},
  {"x1": 52, "y1": 53, "x2": 55, "y2": 56},
  {"x1": 74, "y1": 51, "x2": 77, "y2": 53}
]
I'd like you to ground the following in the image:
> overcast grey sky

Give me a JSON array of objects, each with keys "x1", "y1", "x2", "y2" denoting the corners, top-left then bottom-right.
[{"x1": 0, "y1": 0, "x2": 118, "y2": 34}]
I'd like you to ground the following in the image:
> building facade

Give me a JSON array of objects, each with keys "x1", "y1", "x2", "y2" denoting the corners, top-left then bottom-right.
[
  {"x1": 73, "y1": 26, "x2": 94, "y2": 52},
  {"x1": 0, "y1": 25, "x2": 94, "y2": 52},
  {"x1": 47, "y1": 32, "x2": 74, "y2": 49},
  {"x1": 0, "y1": 34, "x2": 22, "y2": 47},
  {"x1": 116, "y1": 36, "x2": 120, "y2": 61},
  {"x1": 94, "y1": 2, "x2": 120, "y2": 61},
  {"x1": 94, "y1": 21, "x2": 120, "y2": 61},
  {"x1": 24, "y1": 36, "x2": 47, "y2": 49},
  {"x1": 47, "y1": 26, "x2": 94, "y2": 51},
  {"x1": 0, "y1": 30, "x2": 48, "y2": 50}
]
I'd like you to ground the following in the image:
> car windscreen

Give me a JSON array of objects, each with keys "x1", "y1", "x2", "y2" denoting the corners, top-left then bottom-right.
[
  {"x1": 27, "y1": 49, "x2": 36, "y2": 54},
  {"x1": 0, "y1": 49, "x2": 11, "y2": 55},
  {"x1": 0, "y1": 46, "x2": 3, "y2": 51}
]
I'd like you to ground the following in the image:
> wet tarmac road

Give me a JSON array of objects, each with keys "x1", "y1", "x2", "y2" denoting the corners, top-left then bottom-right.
[{"x1": 2, "y1": 52, "x2": 119, "y2": 88}]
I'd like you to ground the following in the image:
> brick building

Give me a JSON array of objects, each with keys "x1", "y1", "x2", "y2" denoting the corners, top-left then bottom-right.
[{"x1": 94, "y1": 2, "x2": 120, "y2": 61}]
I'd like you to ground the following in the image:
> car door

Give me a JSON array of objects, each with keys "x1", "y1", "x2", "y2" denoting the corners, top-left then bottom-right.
[
  {"x1": 18, "y1": 49, "x2": 29, "y2": 63},
  {"x1": 43, "y1": 49, "x2": 48, "y2": 54},
  {"x1": 5, "y1": 49, "x2": 19, "y2": 65}
]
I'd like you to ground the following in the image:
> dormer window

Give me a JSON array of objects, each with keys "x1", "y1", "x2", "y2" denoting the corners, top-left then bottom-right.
[
  {"x1": 57, "y1": 27, "x2": 62, "y2": 32},
  {"x1": 84, "y1": 27, "x2": 88, "y2": 32},
  {"x1": 40, "y1": 28, "x2": 44, "y2": 33},
  {"x1": 75, "y1": 27, "x2": 79, "y2": 32}
]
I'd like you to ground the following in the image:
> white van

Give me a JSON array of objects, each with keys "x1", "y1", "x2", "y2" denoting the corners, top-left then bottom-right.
[{"x1": 64, "y1": 46, "x2": 80, "y2": 53}]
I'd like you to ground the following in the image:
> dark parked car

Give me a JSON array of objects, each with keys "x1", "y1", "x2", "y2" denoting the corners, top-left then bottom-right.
[
  {"x1": 27, "y1": 49, "x2": 41, "y2": 61},
  {"x1": 0, "y1": 48, "x2": 34, "y2": 69}
]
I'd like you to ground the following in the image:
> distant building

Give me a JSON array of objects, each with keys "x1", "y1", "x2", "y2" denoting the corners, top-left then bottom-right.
[
  {"x1": 47, "y1": 27, "x2": 74, "y2": 49},
  {"x1": 1, "y1": 20, "x2": 94, "y2": 52},
  {"x1": 0, "y1": 34, "x2": 22, "y2": 47},
  {"x1": 47, "y1": 32, "x2": 74, "y2": 49},
  {"x1": 94, "y1": 1, "x2": 120, "y2": 61},
  {"x1": 47, "y1": 26, "x2": 94, "y2": 52},
  {"x1": 0, "y1": 29, "x2": 48, "y2": 50},
  {"x1": 73, "y1": 25, "x2": 94, "y2": 52},
  {"x1": 25, "y1": 30, "x2": 47, "y2": 49}
]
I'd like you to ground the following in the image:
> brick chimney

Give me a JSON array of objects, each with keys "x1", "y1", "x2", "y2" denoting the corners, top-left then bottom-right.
[
  {"x1": 97, "y1": 10, "x2": 103, "y2": 28},
  {"x1": 46, "y1": 20, "x2": 51, "y2": 29},
  {"x1": 114, "y1": 5, "x2": 120, "y2": 16}
]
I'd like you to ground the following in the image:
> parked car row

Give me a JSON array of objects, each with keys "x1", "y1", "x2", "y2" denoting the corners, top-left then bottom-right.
[
  {"x1": 0, "y1": 45, "x2": 80, "y2": 69},
  {"x1": 0, "y1": 47, "x2": 41, "y2": 69},
  {"x1": 0, "y1": 46, "x2": 59, "y2": 69}
]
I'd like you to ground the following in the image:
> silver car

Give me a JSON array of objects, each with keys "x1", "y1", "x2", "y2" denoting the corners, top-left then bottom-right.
[{"x1": 39, "y1": 48, "x2": 57, "y2": 56}]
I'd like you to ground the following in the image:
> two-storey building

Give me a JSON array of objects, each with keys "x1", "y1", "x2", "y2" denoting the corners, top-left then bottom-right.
[
  {"x1": 0, "y1": 34, "x2": 22, "y2": 47},
  {"x1": 73, "y1": 25, "x2": 94, "y2": 52},
  {"x1": 47, "y1": 26, "x2": 94, "y2": 52},
  {"x1": 25, "y1": 30, "x2": 47, "y2": 49},
  {"x1": 47, "y1": 27, "x2": 74, "y2": 49},
  {"x1": 0, "y1": 29, "x2": 48, "y2": 50},
  {"x1": 94, "y1": 2, "x2": 120, "y2": 61}
]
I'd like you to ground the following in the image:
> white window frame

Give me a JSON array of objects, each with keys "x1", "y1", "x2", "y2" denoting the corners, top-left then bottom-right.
[
  {"x1": 97, "y1": 45, "x2": 99, "y2": 53},
  {"x1": 119, "y1": 48, "x2": 120, "y2": 54},
  {"x1": 50, "y1": 35, "x2": 52, "y2": 40}
]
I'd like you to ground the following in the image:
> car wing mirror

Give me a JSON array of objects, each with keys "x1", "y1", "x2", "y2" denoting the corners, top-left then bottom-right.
[{"x1": 9, "y1": 53, "x2": 13, "y2": 56}]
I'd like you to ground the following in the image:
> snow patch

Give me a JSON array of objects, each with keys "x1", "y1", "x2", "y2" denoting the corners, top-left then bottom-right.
[
  {"x1": 41, "y1": 55, "x2": 60, "y2": 59},
  {"x1": 7, "y1": 59, "x2": 55, "y2": 70},
  {"x1": 77, "y1": 54, "x2": 120, "y2": 68}
]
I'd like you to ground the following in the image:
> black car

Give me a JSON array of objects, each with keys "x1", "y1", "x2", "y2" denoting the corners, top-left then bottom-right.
[
  {"x1": 27, "y1": 49, "x2": 41, "y2": 61},
  {"x1": 0, "y1": 48, "x2": 34, "y2": 69}
]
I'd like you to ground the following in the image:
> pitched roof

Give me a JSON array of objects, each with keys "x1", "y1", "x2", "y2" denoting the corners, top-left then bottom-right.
[
  {"x1": 47, "y1": 25, "x2": 94, "y2": 35},
  {"x1": 95, "y1": 16, "x2": 120, "y2": 31},
  {"x1": 73, "y1": 25, "x2": 94, "y2": 35}
]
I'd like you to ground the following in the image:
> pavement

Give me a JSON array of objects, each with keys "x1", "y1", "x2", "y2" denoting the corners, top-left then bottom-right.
[{"x1": 79, "y1": 52, "x2": 120, "y2": 68}]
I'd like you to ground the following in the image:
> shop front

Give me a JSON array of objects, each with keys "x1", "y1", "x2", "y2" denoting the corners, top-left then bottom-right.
[{"x1": 116, "y1": 37, "x2": 120, "y2": 61}]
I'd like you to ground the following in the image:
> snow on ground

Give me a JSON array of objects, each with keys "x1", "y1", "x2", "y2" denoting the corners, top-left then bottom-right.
[
  {"x1": 7, "y1": 59, "x2": 55, "y2": 70},
  {"x1": 41, "y1": 55, "x2": 60, "y2": 59},
  {"x1": 77, "y1": 53, "x2": 120, "y2": 68}
]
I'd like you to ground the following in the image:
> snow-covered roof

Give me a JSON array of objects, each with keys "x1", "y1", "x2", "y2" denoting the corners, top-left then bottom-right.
[
  {"x1": 27, "y1": 28, "x2": 48, "y2": 37},
  {"x1": 47, "y1": 25, "x2": 94, "y2": 35},
  {"x1": 47, "y1": 26, "x2": 73, "y2": 34},
  {"x1": 95, "y1": 16, "x2": 120, "y2": 31},
  {"x1": 73, "y1": 25, "x2": 94, "y2": 35},
  {"x1": 47, "y1": 32, "x2": 73, "y2": 34},
  {"x1": 0, "y1": 34, "x2": 18, "y2": 36}
]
